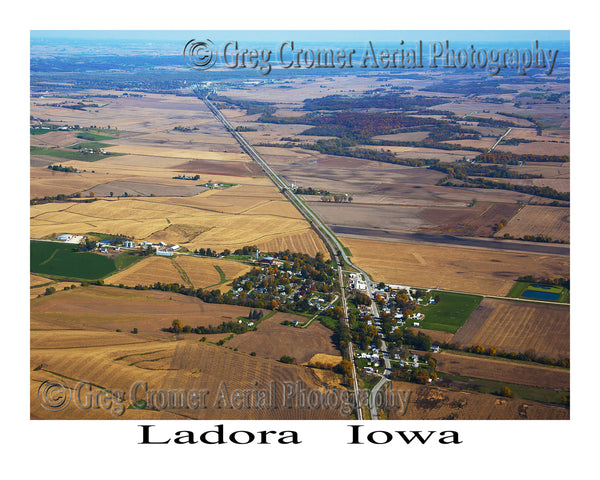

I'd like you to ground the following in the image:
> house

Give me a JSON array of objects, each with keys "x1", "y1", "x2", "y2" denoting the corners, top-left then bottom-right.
[
  {"x1": 431, "y1": 346, "x2": 440, "y2": 353},
  {"x1": 413, "y1": 322, "x2": 420, "y2": 327},
  {"x1": 168, "y1": 245, "x2": 181, "y2": 251}
]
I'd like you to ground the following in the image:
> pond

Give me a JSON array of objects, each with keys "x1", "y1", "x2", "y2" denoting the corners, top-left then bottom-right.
[{"x1": 521, "y1": 290, "x2": 561, "y2": 301}]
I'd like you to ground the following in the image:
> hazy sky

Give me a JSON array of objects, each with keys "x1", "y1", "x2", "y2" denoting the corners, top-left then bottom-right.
[{"x1": 31, "y1": 30, "x2": 569, "y2": 43}]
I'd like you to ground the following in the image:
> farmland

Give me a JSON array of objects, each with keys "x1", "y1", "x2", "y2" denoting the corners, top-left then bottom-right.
[
  {"x1": 340, "y1": 237, "x2": 569, "y2": 296},
  {"x1": 30, "y1": 41, "x2": 570, "y2": 422},
  {"x1": 434, "y1": 351, "x2": 569, "y2": 391},
  {"x1": 495, "y1": 205, "x2": 570, "y2": 242},
  {"x1": 104, "y1": 255, "x2": 251, "y2": 289},
  {"x1": 30, "y1": 185, "x2": 329, "y2": 256},
  {"x1": 227, "y1": 312, "x2": 340, "y2": 363},
  {"x1": 451, "y1": 298, "x2": 569, "y2": 358},
  {"x1": 30, "y1": 240, "x2": 140, "y2": 280},
  {"x1": 414, "y1": 292, "x2": 483, "y2": 333},
  {"x1": 386, "y1": 380, "x2": 568, "y2": 420},
  {"x1": 30, "y1": 286, "x2": 348, "y2": 420}
]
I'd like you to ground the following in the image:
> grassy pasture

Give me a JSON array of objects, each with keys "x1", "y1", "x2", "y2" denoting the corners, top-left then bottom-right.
[
  {"x1": 416, "y1": 292, "x2": 483, "y2": 333},
  {"x1": 30, "y1": 240, "x2": 140, "y2": 281}
]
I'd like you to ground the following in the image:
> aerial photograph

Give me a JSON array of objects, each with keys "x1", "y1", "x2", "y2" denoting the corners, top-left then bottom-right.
[{"x1": 30, "y1": 30, "x2": 570, "y2": 421}]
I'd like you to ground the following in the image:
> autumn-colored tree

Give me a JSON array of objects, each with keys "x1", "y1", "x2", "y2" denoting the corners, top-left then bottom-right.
[{"x1": 171, "y1": 319, "x2": 183, "y2": 334}]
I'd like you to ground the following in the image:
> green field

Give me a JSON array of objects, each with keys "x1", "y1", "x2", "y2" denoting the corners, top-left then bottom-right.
[
  {"x1": 76, "y1": 132, "x2": 118, "y2": 141},
  {"x1": 31, "y1": 240, "x2": 140, "y2": 281},
  {"x1": 30, "y1": 146, "x2": 122, "y2": 162},
  {"x1": 416, "y1": 292, "x2": 483, "y2": 333}
]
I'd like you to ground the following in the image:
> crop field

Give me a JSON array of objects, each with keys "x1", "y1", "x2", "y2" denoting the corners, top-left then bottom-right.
[
  {"x1": 417, "y1": 202, "x2": 523, "y2": 237},
  {"x1": 30, "y1": 274, "x2": 53, "y2": 287},
  {"x1": 31, "y1": 286, "x2": 268, "y2": 338},
  {"x1": 415, "y1": 292, "x2": 483, "y2": 333},
  {"x1": 451, "y1": 298, "x2": 569, "y2": 358},
  {"x1": 31, "y1": 287, "x2": 347, "y2": 420},
  {"x1": 172, "y1": 256, "x2": 252, "y2": 289},
  {"x1": 105, "y1": 256, "x2": 189, "y2": 288},
  {"x1": 104, "y1": 144, "x2": 251, "y2": 162},
  {"x1": 434, "y1": 351, "x2": 569, "y2": 391},
  {"x1": 341, "y1": 237, "x2": 569, "y2": 296},
  {"x1": 386, "y1": 380, "x2": 569, "y2": 420},
  {"x1": 30, "y1": 240, "x2": 124, "y2": 280},
  {"x1": 30, "y1": 185, "x2": 328, "y2": 255},
  {"x1": 495, "y1": 205, "x2": 570, "y2": 243},
  {"x1": 227, "y1": 312, "x2": 340, "y2": 363}
]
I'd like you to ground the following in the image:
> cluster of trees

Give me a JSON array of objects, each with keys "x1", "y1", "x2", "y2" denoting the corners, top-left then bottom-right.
[
  {"x1": 293, "y1": 186, "x2": 330, "y2": 196},
  {"x1": 78, "y1": 238, "x2": 97, "y2": 252},
  {"x1": 352, "y1": 320, "x2": 380, "y2": 351},
  {"x1": 352, "y1": 292, "x2": 372, "y2": 307},
  {"x1": 421, "y1": 80, "x2": 517, "y2": 96},
  {"x1": 439, "y1": 177, "x2": 569, "y2": 201},
  {"x1": 431, "y1": 161, "x2": 542, "y2": 180},
  {"x1": 234, "y1": 126, "x2": 257, "y2": 132},
  {"x1": 208, "y1": 94, "x2": 276, "y2": 116},
  {"x1": 475, "y1": 151, "x2": 569, "y2": 164},
  {"x1": 30, "y1": 193, "x2": 97, "y2": 205},
  {"x1": 390, "y1": 365, "x2": 436, "y2": 384},
  {"x1": 260, "y1": 111, "x2": 438, "y2": 140},
  {"x1": 165, "y1": 319, "x2": 251, "y2": 335},
  {"x1": 193, "y1": 247, "x2": 230, "y2": 257},
  {"x1": 301, "y1": 93, "x2": 444, "y2": 111},
  {"x1": 503, "y1": 233, "x2": 567, "y2": 244},
  {"x1": 247, "y1": 309, "x2": 264, "y2": 320},
  {"x1": 437, "y1": 341, "x2": 570, "y2": 368},
  {"x1": 173, "y1": 126, "x2": 198, "y2": 132},
  {"x1": 320, "y1": 194, "x2": 353, "y2": 203},
  {"x1": 517, "y1": 276, "x2": 569, "y2": 289},
  {"x1": 47, "y1": 164, "x2": 78, "y2": 173}
]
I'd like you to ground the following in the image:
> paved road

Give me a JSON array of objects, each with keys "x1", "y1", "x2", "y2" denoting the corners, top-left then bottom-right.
[{"x1": 204, "y1": 95, "x2": 365, "y2": 419}]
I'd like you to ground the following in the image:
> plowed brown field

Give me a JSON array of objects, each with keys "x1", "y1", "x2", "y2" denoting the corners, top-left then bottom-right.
[{"x1": 452, "y1": 298, "x2": 569, "y2": 358}]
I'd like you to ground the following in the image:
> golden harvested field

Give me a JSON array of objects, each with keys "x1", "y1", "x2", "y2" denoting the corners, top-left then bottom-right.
[
  {"x1": 30, "y1": 281, "x2": 80, "y2": 299},
  {"x1": 31, "y1": 184, "x2": 328, "y2": 256},
  {"x1": 494, "y1": 205, "x2": 570, "y2": 243},
  {"x1": 386, "y1": 380, "x2": 568, "y2": 420},
  {"x1": 31, "y1": 286, "x2": 347, "y2": 420},
  {"x1": 452, "y1": 298, "x2": 569, "y2": 358},
  {"x1": 255, "y1": 228, "x2": 329, "y2": 258},
  {"x1": 30, "y1": 286, "x2": 268, "y2": 337},
  {"x1": 105, "y1": 256, "x2": 188, "y2": 288},
  {"x1": 227, "y1": 312, "x2": 340, "y2": 363},
  {"x1": 104, "y1": 145, "x2": 251, "y2": 163},
  {"x1": 30, "y1": 274, "x2": 52, "y2": 287},
  {"x1": 341, "y1": 237, "x2": 569, "y2": 296},
  {"x1": 173, "y1": 256, "x2": 251, "y2": 289},
  {"x1": 435, "y1": 351, "x2": 569, "y2": 390}
]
